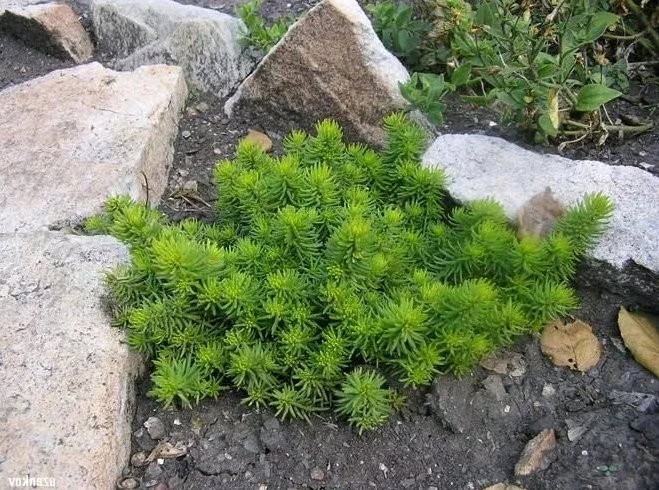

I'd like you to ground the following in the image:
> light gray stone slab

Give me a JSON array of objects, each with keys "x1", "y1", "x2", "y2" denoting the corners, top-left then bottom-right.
[
  {"x1": 224, "y1": 0, "x2": 415, "y2": 148},
  {"x1": 421, "y1": 134, "x2": 659, "y2": 306},
  {"x1": 422, "y1": 134, "x2": 659, "y2": 272},
  {"x1": 0, "y1": 232, "x2": 143, "y2": 490},
  {"x1": 91, "y1": 0, "x2": 255, "y2": 95},
  {"x1": 0, "y1": 0, "x2": 43, "y2": 16},
  {"x1": 0, "y1": 2, "x2": 93, "y2": 62},
  {"x1": 0, "y1": 62, "x2": 187, "y2": 232}
]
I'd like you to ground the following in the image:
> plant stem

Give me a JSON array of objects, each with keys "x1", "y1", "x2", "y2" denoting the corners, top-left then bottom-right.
[
  {"x1": 601, "y1": 122, "x2": 654, "y2": 134},
  {"x1": 624, "y1": 0, "x2": 659, "y2": 52}
]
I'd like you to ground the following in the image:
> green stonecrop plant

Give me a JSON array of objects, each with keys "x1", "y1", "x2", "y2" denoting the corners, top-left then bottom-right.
[{"x1": 87, "y1": 114, "x2": 613, "y2": 432}]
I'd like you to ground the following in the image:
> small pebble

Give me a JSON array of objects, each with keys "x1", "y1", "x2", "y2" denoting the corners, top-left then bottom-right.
[
  {"x1": 401, "y1": 477, "x2": 415, "y2": 488},
  {"x1": 117, "y1": 477, "x2": 139, "y2": 489},
  {"x1": 130, "y1": 451, "x2": 146, "y2": 467},
  {"x1": 310, "y1": 467, "x2": 324, "y2": 480},
  {"x1": 181, "y1": 130, "x2": 192, "y2": 139},
  {"x1": 182, "y1": 180, "x2": 198, "y2": 193},
  {"x1": 144, "y1": 417, "x2": 166, "y2": 440},
  {"x1": 195, "y1": 102, "x2": 209, "y2": 112},
  {"x1": 144, "y1": 461, "x2": 163, "y2": 480}
]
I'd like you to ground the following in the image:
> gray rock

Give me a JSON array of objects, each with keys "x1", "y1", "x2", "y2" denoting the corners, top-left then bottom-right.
[
  {"x1": 609, "y1": 390, "x2": 658, "y2": 413},
  {"x1": 0, "y1": 0, "x2": 43, "y2": 16},
  {"x1": 144, "y1": 417, "x2": 166, "y2": 440},
  {"x1": 630, "y1": 415, "x2": 659, "y2": 449},
  {"x1": 482, "y1": 374, "x2": 507, "y2": 401},
  {"x1": 0, "y1": 62, "x2": 187, "y2": 232},
  {"x1": 91, "y1": 0, "x2": 255, "y2": 95},
  {"x1": 225, "y1": 0, "x2": 415, "y2": 148},
  {"x1": 422, "y1": 134, "x2": 659, "y2": 310},
  {"x1": 426, "y1": 375, "x2": 474, "y2": 433},
  {"x1": 144, "y1": 461, "x2": 163, "y2": 480},
  {"x1": 428, "y1": 374, "x2": 521, "y2": 434},
  {"x1": 0, "y1": 2, "x2": 93, "y2": 62},
  {"x1": 131, "y1": 451, "x2": 147, "y2": 467},
  {"x1": 241, "y1": 433, "x2": 261, "y2": 454},
  {"x1": 0, "y1": 232, "x2": 143, "y2": 489},
  {"x1": 260, "y1": 423, "x2": 284, "y2": 451}
]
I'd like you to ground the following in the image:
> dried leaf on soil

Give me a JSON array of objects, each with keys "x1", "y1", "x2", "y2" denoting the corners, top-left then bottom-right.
[
  {"x1": 482, "y1": 484, "x2": 527, "y2": 490},
  {"x1": 540, "y1": 318, "x2": 601, "y2": 371},
  {"x1": 516, "y1": 187, "x2": 565, "y2": 238},
  {"x1": 514, "y1": 428, "x2": 557, "y2": 475},
  {"x1": 618, "y1": 306, "x2": 659, "y2": 379},
  {"x1": 145, "y1": 440, "x2": 188, "y2": 463},
  {"x1": 245, "y1": 128, "x2": 273, "y2": 152}
]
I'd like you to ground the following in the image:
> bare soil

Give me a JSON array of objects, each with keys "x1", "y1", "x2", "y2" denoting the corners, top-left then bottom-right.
[{"x1": 2, "y1": 1, "x2": 658, "y2": 489}]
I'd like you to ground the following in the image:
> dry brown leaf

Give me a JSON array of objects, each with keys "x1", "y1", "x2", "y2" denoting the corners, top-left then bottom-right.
[
  {"x1": 245, "y1": 128, "x2": 272, "y2": 152},
  {"x1": 145, "y1": 440, "x2": 188, "y2": 463},
  {"x1": 482, "y1": 484, "x2": 526, "y2": 490},
  {"x1": 540, "y1": 318, "x2": 601, "y2": 371},
  {"x1": 618, "y1": 306, "x2": 659, "y2": 379},
  {"x1": 514, "y1": 428, "x2": 557, "y2": 475},
  {"x1": 516, "y1": 187, "x2": 565, "y2": 239}
]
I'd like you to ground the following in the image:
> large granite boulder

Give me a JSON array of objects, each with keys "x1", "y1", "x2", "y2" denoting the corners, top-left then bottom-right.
[
  {"x1": 422, "y1": 134, "x2": 659, "y2": 310},
  {"x1": 0, "y1": 232, "x2": 142, "y2": 490},
  {"x1": 0, "y1": 62, "x2": 187, "y2": 232},
  {"x1": 224, "y1": 0, "x2": 413, "y2": 148},
  {"x1": 91, "y1": 0, "x2": 256, "y2": 95},
  {"x1": 0, "y1": 2, "x2": 93, "y2": 62}
]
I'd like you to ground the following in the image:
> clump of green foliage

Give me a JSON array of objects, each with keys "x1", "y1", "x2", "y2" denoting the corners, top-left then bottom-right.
[
  {"x1": 369, "y1": 0, "x2": 656, "y2": 143},
  {"x1": 87, "y1": 115, "x2": 613, "y2": 432},
  {"x1": 236, "y1": 0, "x2": 292, "y2": 52}
]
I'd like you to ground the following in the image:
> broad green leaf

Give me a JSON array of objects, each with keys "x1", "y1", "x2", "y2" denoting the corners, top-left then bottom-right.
[
  {"x1": 450, "y1": 63, "x2": 472, "y2": 87},
  {"x1": 584, "y1": 12, "x2": 618, "y2": 45},
  {"x1": 575, "y1": 84, "x2": 621, "y2": 112},
  {"x1": 538, "y1": 114, "x2": 558, "y2": 137}
]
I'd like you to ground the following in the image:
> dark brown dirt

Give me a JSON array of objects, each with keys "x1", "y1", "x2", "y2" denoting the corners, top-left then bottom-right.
[{"x1": 2, "y1": 1, "x2": 658, "y2": 490}]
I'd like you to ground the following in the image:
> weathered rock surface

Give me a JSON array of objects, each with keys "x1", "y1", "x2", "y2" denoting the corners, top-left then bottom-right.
[
  {"x1": 427, "y1": 374, "x2": 521, "y2": 434},
  {"x1": 0, "y1": 0, "x2": 43, "y2": 16},
  {"x1": 0, "y1": 2, "x2": 93, "y2": 62},
  {"x1": 91, "y1": 0, "x2": 255, "y2": 95},
  {"x1": 422, "y1": 134, "x2": 659, "y2": 309},
  {"x1": 0, "y1": 62, "x2": 187, "y2": 232},
  {"x1": 0, "y1": 232, "x2": 142, "y2": 490},
  {"x1": 225, "y1": 0, "x2": 412, "y2": 147}
]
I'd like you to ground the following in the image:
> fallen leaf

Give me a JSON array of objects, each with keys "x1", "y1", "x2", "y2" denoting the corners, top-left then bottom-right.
[
  {"x1": 540, "y1": 318, "x2": 601, "y2": 371},
  {"x1": 618, "y1": 306, "x2": 659, "y2": 379},
  {"x1": 547, "y1": 89, "x2": 559, "y2": 129},
  {"x1": 145, "y1": 440, "x2": 188, "y2": 463},
  {"x1": 516, "y1": 187, "x2": 565, "y2": 238},
  {"x1": 482, "y1": 485, "x2": 527, "y2": 490},
  {"x1": 514, "y1": 428, "x2": 557, "y2": 476},
  {"x1": 245, "y1": 128, "x2": 272, "y2": 152}
]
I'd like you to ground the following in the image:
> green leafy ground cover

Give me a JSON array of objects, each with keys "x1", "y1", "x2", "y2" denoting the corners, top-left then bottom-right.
[
  {"x1": 369, "y1": 0, "x2": 658, "y2": 142},
  {"x1": 87, "y1": 115, "x2": 612, "y2": 432}
]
